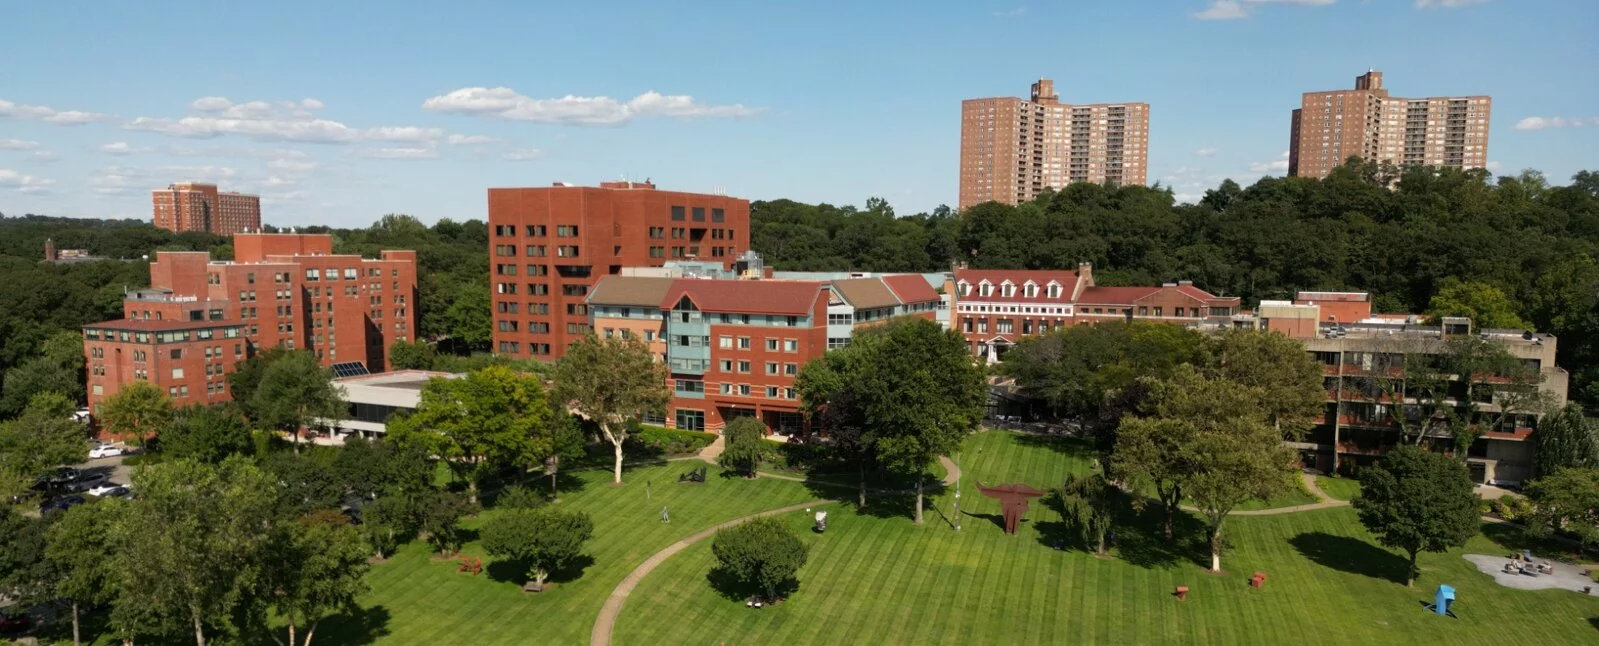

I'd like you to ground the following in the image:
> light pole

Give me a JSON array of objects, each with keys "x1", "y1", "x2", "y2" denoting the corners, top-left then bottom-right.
[{"x1": 952, "y1": 451, "x2": 962, "y2": 532}]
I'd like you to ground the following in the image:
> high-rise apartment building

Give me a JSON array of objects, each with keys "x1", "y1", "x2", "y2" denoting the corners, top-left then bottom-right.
[
  {"x1": 959, "y1": 79, "x2": 1149, "y2": 209},
  {"x1": 1288, "y1": 71, "x2": 1491, "y2": 179},
  {"x1": 84, "y1": 233, "x2": 418, "y2": 412},
  {"x1": 152, "y1": 182, "x2": 262, "y2": 236},
  {"x1": 488, "y1": 181, "x2": 750, "y2": 360}
]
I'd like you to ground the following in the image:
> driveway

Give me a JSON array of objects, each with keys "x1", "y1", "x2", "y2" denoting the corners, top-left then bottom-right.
[{"x1": 72, "y1": 443, "x2": 136, "y2": 487}]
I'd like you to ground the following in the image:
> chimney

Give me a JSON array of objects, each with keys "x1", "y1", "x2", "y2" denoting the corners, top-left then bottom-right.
[{"x1": 43, "y1": 237, "x2": 57, "y2": 262}]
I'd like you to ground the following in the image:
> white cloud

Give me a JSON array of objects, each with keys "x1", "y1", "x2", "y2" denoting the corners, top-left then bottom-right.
[
  {"x1": 0, "y1": 169, "x2": 57, "y2": 193},
  {"x1": 422, "y1": 87, "x2": 760, "y2": 125},
  {"x1": 1486, "y1": 161, "x2": 1503, "y2": 172},
  {"x1": 90, "y1": 164, "x2": 240, "y2": 196},
  {"x1": 1249, "y1": 150, "x2": 1291, "y2": 173},
  {"x1": 32, "y1": 151, "x2": 61, "y2": 162},
  {"x1": 267, "y1": 157, "x2": 319, "y2": 173},
  {"x1": 126, "y1": 97, "x2": 440, "y2": 145},
  {"x1": 349, "y1": 146, "x2": 438, "y2": 160},
  {"x1": 501, "y1": 148, "x2": 542, "y2": 161},
  {"x1": 1513, "y1": 116, "x2": 1599, "y2": 130},
  {"x1": 1194, "y1": 0, "x2": 1334, "y2": 20},
  {"x1": 1416, "y1": 0, "x2": 1489, "y2": 8},
  {"x1": 1193, "y1": 147, "x2": 1218, "y2": 158},
  {"x1": 445, "y1": 134, "x2": 498, "y2": 145},
  {"x1": 0, "y1": 99, "x2": 113, "y2": 125},
  {"x1": 0, "y1": 139, "x2": 39, "y2": 150},
  {"x1": 99, "y1": 142, "x2": 152, "y2": 156},
  {"x1": 993, "y1": 6, "x2": 1027, "y2": 17}
]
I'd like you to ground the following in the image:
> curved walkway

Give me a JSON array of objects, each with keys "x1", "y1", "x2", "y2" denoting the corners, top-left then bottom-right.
[
  {"x1": 590, "y1": 499, "x2": 830, "y2": 646},
  {"x1": 1170, "y1": 472, "x2": 1351, "y2": 517}
]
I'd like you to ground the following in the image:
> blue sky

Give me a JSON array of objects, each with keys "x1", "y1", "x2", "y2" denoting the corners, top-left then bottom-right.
[{"x1": 1, "y1": 0, "x2": 1594, "y2": 227}]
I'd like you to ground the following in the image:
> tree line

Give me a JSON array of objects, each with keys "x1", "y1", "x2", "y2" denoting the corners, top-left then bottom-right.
[{"x1": 752, "y1": 162, "x2": 1599, "y2": 411}]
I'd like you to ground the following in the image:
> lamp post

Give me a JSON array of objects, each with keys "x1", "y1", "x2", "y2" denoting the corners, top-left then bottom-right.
[{"x1": 952, "y1": 451, "x2": 962, "y2": 532}]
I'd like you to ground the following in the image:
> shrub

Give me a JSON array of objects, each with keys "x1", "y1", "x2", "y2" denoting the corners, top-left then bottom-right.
[{"x1": 625, "y1": 424, "x2": 717, "y2": 456}]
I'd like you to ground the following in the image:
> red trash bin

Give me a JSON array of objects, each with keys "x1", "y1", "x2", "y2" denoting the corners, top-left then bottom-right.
[
  {"x1": 1175, "y1": 586, "x2": 1189, "y2": 601},
  {"x1": 1250, "y1": 572, "x2": 1267, "y2": 589}
]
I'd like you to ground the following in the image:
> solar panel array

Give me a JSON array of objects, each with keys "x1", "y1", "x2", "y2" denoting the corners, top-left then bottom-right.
[{"x1": 331, "y1": 361, "x2": 370, "y2": 378}]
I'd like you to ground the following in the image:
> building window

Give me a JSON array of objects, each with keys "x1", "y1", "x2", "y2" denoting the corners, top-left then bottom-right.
[
  {"x1": 671, "y1": 206, "x2": 686, "y2": 221},
  {"x1": 766, "y1": 386, "x2": 780, "y2": 398},
  {"x1": 785, "y1": 363, "x2": 798, "y2": 376},
  {"x1": 720, "y1": 359, "x2": 733, "y2": 372},
  {"x1": 557, "y1": 225, "x2": 579, "y2": 237},
  {"x1": 766, "y1": 338, "x2": 779, "y2": 351},
  {"x1": 526, "y1": 245, "x2": 547, "y2": 257},
  {"x1": 526, "y1": 225, "x2": 546, "y2": 237},
  {"x1": 649, "y1": 227, "x2": 665, "y2": 239},
  {"x1": 692, "y1": 207, "x2": 705, "y2": 222},
  {"x1": 784, "y1": 339, "x2": 797, "y2": 352},
  {"x1": 674, "y1": 379, "x2": 704, "y2": 395},
  {"x1": 719, "y1": 336, "x2": 733, "y2": 349},
  {"x1": 712, "y1": 208, "x2": 725, "y2": 223},
  {"x1": 738, "y1": 360, "x2": 751, "y2": 373},
  {"x1": 737, "y1": 337, "x2": 751, "y2": 350},
  {"x1": 766, "y1": 362, "x2": 779, "y2": 375},
  {"x1": 828, "y1": 313, "x2": 852, "y2": 325}
]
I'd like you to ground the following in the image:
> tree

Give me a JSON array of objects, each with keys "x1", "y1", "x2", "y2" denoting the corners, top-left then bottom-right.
[
  {"x1": 1353, "y1": 445, "x2": 1480, "y2": 586},
  {"x1": 830, "y1": 319, "x2": 985, "y2": 524},
  {"x1": 1524, "y1": 467, "x2": 1599, "y2": 550},
  {"x1": 226, "y1": 347, "x2": 291, "y2": 418},
  {"x1": 552, "y1": 335, "x2": 669, "y2": 485},
  {"x1": 361, "y1": 495, "x2": 417, "y2": 561},
  {"x1": 333, "y1": 435, "x2": 433, "y2": 500},
  {"x1": 1532, "y1": 403, "x2": 1598, "y2": 477},
  {"x1": 388, "y1": 339, "x2": 437, "y2": 370},
  {"x1": 0, "y1": 331, "x2": 85, "y2": 416},
  {"x1": 110, "y1": 457, "x2": 280, "y2": 646},
  {"x1": 542, "y1": 414, "x2": 587, "y2": 499},
  {"x1": 0, "y1": 391, "x2": 88, "y2": 496},
  {"x1": 1426, "y1": 279, "x2": 1533, "y2": 330},
  {"x1": 1205, "y1": 328, "x2": 1325, "y2": 439},
  {"x1": 444, "y1": 285, "x2": 492, "y2": 351},
  {"x1": 46, "y1": 502, "x2": 119, "y2": 646},
  {"x1": 251, "y1": 350, "x2": 344, "y2": 454},
  {"x1": 711, "y1": 517, "x2": 809, "y2": 599},
  {"x1": 387, "y1": 366, "x2": 556, "y2": 503},
  {"x1": 97, "y1": 380, "x2": 174, "y2": 447},
  {"x1": 263, "y1": 451, "x2": 343, "y2": 516},
  {"x1": 480, "y1": 507, "x2": 594, "y2": 590},
  {"x1": 416, "y1": 489, "x2": 472, "y2": 556},
  {"x1": 163, "y1": 404, "x2": 253, "y2": 463},
  {"x1": 717, "y1": 416, "x2": 768, "y2": 478},
  {"x1": 1059, "y1": 473, "x2": 1116, "y2": 556},
  {"x1": 264, "y1": 510, "x2": 371, "y2": 646},
  {"x1": 795, "y1": 352, "x2": 876, "y2": 507}
]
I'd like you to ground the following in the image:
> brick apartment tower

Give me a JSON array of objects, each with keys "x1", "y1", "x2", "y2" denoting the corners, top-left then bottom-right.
[
  {"x1": 84, "y1": 233, "x2": 418, "y2": 412},
  {"x1": 959, "y1": 79, "x2": 1149, "y2": 209},
  {"x1": 1288, "y1": 71, "x2": 1491, "y2": 179},
  {"x1": 152, "y1": 182, "x2": 262, "y2": 235},
  {"x1": 487, "y1": 181, "x2": 750, "y2": 360}
]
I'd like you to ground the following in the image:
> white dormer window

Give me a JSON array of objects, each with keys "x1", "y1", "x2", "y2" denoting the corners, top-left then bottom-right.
[
  {"x1": 1000, "y1": 280, "x2": 1015, "y2": 298},
  {"x1": 958, "y1": 280, "x2": 971, "y2": 297},
  {"x1": 1023, "y1": 281, "x2": 1038, "y2": 298},
  {"x1": 979, "y1": 280, "x2": 993, "y2": 297},
  {"x1": 1047, "y1": 282, "x2": 1062, "y2": 299}
]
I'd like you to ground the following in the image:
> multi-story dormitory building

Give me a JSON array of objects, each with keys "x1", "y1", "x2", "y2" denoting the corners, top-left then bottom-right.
[
  {"x1": 583, "y1": 269, "x2": 941, "y2": 434},
  {"x1": 1255, "y1": 293, "x2": 1566, "y2": 487},
  {"x1": 83, "y1": 233, "x2": 418, "y2": 412}
]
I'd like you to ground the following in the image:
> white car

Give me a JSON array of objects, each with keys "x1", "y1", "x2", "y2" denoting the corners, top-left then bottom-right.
[
  {"x1": 86, "y1": 482, "x2": 125, "y2": 497},
  {"x1": 88, "y1": 444, "x2": 124, "y2": 459}
]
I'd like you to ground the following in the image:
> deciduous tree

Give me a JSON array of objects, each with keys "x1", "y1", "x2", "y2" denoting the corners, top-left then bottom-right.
[
  {"x1": 416, "y1": 489, "x2": 472, "y2": 556},
  {"x1": 1524, "y1": 467, "x2": 1599, "y2": 550},
  {"x1": 1060, "y1": 473, "x2": 1116, "y2": 556},
  {"x1": 46, "y1": 502, "x2": 120, "y2": 646},
  {"x1": 1532, "y1": 403, "x2": 1599, "y2": 477},
  {"x1": 387, "y1": 366, "x2": 556, "y2": 502},
  {"x1": 711, "y1": 517, "x2": 809, "y2": 599},
  {"x1": 717, "y1": 416, "x2": 768, "y2": 478},
  {"x1": 250, "y1": 350, "x2": 344, "y2": 454},
  {"x1": 552, "y1": 336, "x2": 669, "y2": 485},
  {"x1": 0, "y1": 392, "x2": 88, "y2": 495},
  {"x1": 1353, "y1": 445, "x2": 1479, "y2": 587},
  {"x1": 481, "y1": 507, "x2": 594, "y2": 590},
  {"x1": 1205, "y1": 328, "x2": 1325, "y2": 439},
  {"x1": 97, "y1": 380, "x2": 173, "y2": 447},
  {"x1": 163, "y1": 404, "x2": 253, "y2": 463},
  {"x1": 264, "y1": 510, "x2": 371, "y2": 646}
]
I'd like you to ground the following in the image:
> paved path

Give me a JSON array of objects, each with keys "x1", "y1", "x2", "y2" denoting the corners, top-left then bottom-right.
[
  {"x1": 589, "y1": 499, "x2": 830, "y2": 646},
  {"x1": 1171, "y1": 472, "x2": 1351, "y2": 517},
  {"x1": 697, "y1": 435, "x2": 725, "y2": 464}
]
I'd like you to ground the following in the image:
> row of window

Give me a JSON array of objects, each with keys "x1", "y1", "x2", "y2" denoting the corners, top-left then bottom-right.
[
  {"x1": 957, "y1": 282, "x2": 1066, "y2": 299},
  {"x1": 669, "y1": 206, "x2": 727, "y2": 223},
  {"x1": 495, "y1": 283, "x2": 590, "y2": 297},
  {"x1": 83, "y1": 327, "x2": 243, "y2": 344},
  {"x1": 492, "y1": 224, "x2": 581, "y2": 237},
  {"x1": 712, "y1": 359, "x2": 800, "y2": 376},
  {"x1": 496, "y1": 341, "x2": 553, "y2": 355},
  {"x1": 674, "y1": 380, "x2": 798, "y2": 400}
]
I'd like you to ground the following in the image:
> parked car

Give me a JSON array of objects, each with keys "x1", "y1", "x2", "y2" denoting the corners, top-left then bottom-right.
[
  {"x1": 103, "y1": 486, "x2": 133, "y2": 499},
  {"x1": 0, "y1": 612, "x2": 33, "y2": 634},
  {"x1": 48, "y1": 466, "x2": 80, "y2": 486},
  {"x1": 67, "y1": 473, "x2": 108, "y2": 493},
  {"x1": 89, "y1": 443, "x2": 125, "y2": 459},
  {"x1": 87, "y1": 482, "x2": 125, "y2": 497},
  {"x1": 40, "y1": 494, "x2": 85, "y2": 515}
]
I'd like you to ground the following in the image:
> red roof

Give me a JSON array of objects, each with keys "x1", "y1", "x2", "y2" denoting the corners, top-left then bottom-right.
[
  {"x1": 881, "y1": 274, "x2": 941, "y2": 304},
  {"x1": 1176, "y1": 284, "x2": 1237, "y2": 303},
  {"x1": 1075, "y1": 286, "x2": 1161, "y2": 305},
  {"x1": 83, "y1": 318, "x2": 238, "y2": 332},
  {"x1": 661, "y1": 280, "x2": 827, "y2": 316}
]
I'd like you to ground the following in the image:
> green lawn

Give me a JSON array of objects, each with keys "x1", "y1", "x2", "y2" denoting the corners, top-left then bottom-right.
[
  {"x1": 313, "y1": 461, "x2": 820, "y2": 646},
  {"x1": 1316, "y1": 475, "x2": 1363, "y2": 502},
  {"x1": 613, "y1": 434, "x2": 1599, "y2": 646}
]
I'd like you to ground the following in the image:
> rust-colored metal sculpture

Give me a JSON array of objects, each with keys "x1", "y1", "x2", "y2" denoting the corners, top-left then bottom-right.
[{"x1": 976, "y1": 482, "x2": 1047, "y2": 535}]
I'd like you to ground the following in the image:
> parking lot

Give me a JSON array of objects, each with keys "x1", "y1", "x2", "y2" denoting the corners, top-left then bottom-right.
[{"x1": 21, "y1": 442, "x2": 137, "y2": 517}]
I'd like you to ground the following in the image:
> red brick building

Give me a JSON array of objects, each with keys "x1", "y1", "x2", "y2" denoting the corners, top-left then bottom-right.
[
  {"x1": 951, "y1": 264, "x2": 1241, "y2": 358},
  {"x1": 487, "y1": 181, "x2": 750, "y2": 360},
  {"x1": 85, "y1": 233, "x2": 417, "y2": 411},
  {"x1": 586, "y1": 273, "x2": 942, "y2": 433},
  {"x1": 152, "y1": 182, "x2": 262, "y2": 235},
  {"x1": 83, "y1": 319, "x2": 248, "y2": 409}
]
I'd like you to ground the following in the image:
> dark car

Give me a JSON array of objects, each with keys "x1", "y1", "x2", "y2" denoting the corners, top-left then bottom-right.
[
  {"x1": 40, "y1": 494, "x2": 86, "y2": 515},
  {"x1": 67, "y1": 473, "x2": 108, "y2": 493},
  {"x1": 48, "y1": 467, "x2": 80, "y2": 486},
  {"x1": 0, "y1": 612, "x2": 33, "y2": 634},
  {"x1": 100, "y1": 486, "x2": 133, "y2": 499}
]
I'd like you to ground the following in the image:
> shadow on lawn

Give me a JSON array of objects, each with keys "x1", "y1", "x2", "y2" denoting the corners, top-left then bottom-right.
[
  {"x1": 1105, "y1": 502, "x2": 1208, "y2": 570},
  {"x1": 294, "y1": 605, "x2": 393, "y2": 645},
  {"x1": 1009, "y1": 432, "x2": 1096, "y2": 459},
  {"x1": 797, "y1": 473, "x2": 947, "y2": 522},
  {"x1": 1289, "y1": 532, "x2": 1408, "y2": 584},
  {"x1": 706, "y1": 565, "x2": 800, "y2": 603},
  {"x1": 485, "y1": 554, "x2": 596, "y2": 587}
]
